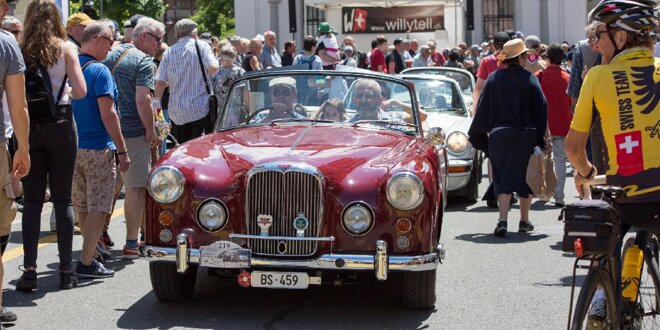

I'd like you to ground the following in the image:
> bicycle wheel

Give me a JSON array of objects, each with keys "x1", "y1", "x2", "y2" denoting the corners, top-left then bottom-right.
[
  {"x1": 623, "y1": 236, "x2": 660, "y2": 328},
  {"x1": 572, "y1": 266, "x2": 619, "y2": 329}
]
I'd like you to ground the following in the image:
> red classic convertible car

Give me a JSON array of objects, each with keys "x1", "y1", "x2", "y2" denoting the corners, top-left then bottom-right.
[{"x1": 142, "y1": 70, "x2": 448, "y2": 309}]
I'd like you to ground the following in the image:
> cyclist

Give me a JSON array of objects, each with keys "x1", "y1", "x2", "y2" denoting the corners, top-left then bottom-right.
[{"x1": 566, "y1": 0, "x2": 659, "y2": 215}]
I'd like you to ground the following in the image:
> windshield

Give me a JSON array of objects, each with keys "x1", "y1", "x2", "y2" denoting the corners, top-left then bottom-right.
[
  {"x1": 403, "y1": 78, "x2": 467, "y2": 115},
  {"x1": 404, "y1": 69, "x2": 473, "y2": 95},
  {"x1": 217, "y1": 72, "x2": 420, "y2": 135}
]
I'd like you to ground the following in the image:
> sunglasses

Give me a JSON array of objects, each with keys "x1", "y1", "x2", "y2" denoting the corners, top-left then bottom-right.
[
  {"x1": 354, "y1": 90, "x2": 379, "y2": 99},
  {"x1": 588, "y1": 30, "x2": 609, "y2": 42},
  {"x1": 9, "y1": 29, "x2": 21, "y2": 35},
  {"x1": 271, "y1": 88, "x2": 292, "y2": 96},
  {"x1": 147, "y1": 31, "x2": 162, "y2": 43},
  {"x1": 97, "y1": 35, "x2": 114, "y2": 46}
]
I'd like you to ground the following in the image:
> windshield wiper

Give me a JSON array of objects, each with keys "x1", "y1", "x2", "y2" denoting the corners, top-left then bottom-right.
[
  {"x1": 269, "y1": 118, "x2": 334, "y2": 125},
  {"x1": 352, "y1": 120, "x2": 417, "y2": 128}
]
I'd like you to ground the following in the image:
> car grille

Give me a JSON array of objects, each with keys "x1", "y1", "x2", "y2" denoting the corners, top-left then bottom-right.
[{"x1": 245, "y1": 164, "x2": 323, "y2": 256}]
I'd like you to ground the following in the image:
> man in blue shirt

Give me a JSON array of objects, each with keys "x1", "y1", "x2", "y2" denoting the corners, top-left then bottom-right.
[{"x1": 72, "y1": 21, "x2": 129, "y2": 280}]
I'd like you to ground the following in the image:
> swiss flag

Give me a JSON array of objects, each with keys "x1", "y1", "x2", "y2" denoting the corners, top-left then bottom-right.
[
  {"x1": 353, "y1": 9, "x2": 367, "y2": 32},
  {"x1": 615, "y1": 131, "x2": 644, "y2": 176}
]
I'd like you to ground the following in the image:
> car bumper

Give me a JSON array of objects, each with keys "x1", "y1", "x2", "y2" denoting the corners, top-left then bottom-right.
[
  {"x1": 447, "y1": 159, "x2": 473, "y2": 191},
  {"x1": 141, "y1": 234, "x2": 445, "y2": 281}
]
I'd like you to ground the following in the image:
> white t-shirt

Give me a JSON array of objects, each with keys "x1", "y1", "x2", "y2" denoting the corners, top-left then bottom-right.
[{"x1": 316, "y1": 34, "x2": 340, "y2": 66}]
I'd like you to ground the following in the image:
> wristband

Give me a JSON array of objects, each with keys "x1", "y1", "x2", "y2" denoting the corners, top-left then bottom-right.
[{"x1": 578, "y1": 165, "x2": 595, "y2": 180}]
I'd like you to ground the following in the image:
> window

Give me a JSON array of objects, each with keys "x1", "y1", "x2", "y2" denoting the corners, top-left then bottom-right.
[
  {"x1": 483, "y1": 0, "x2": 514, "y2": 40},
  {"x1": 305, "y1": 6, "x2": 325, "y2": 36}
]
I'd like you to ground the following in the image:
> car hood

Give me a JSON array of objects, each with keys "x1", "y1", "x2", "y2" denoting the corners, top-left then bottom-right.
[
  {"x1": 424, "y1": 112, "x2": 472, "y2": 134},
  {"x1": 161, "y1": 124, "x2": 419, "y2": 181}
]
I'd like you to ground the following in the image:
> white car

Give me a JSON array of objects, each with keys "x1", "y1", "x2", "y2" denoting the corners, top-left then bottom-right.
[
  {"x1": 398, "y1": 74, "x2": 483, "y2": 202},
  {"x1": 401, "y1": 67, "x2": 476, "y2": 109}
]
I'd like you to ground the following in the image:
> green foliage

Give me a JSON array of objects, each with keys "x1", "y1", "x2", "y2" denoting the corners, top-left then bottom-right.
[
  {"x1": 81, "y1": 0, "x2": 167, "y2": 31},
  {"x1": 191, "y1": 0, "x2": 235, "y2": 39}
]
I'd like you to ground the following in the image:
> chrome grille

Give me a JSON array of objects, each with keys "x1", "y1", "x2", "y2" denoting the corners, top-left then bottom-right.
[{"x1": 245, "y1": 164, "x2": 323, "y2": 256}]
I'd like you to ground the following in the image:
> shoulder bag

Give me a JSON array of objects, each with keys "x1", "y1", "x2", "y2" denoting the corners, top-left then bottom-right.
[{"x1": 194, "y1": 40, "x2": 219, "y2": 126}]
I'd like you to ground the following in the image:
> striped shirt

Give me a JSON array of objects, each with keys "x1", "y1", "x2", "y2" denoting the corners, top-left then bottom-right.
[{"x1": 155, "y1": 37, "x2": 218, "y2": 125}]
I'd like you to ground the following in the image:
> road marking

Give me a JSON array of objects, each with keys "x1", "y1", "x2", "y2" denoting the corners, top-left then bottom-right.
[{"x1": 2, "y1": 207, "x2": 125, "y2": 263}]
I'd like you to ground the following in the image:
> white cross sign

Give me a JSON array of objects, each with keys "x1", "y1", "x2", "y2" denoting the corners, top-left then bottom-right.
[
  {"x1": 619, "y1": 135, "x2": 639, "y2": 154},
  {"x1": 355, "y1": 12, "x2": 365, "y2": 29}
]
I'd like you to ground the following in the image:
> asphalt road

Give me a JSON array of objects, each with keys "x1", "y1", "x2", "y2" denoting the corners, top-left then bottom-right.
[{"x1": 2, "y1": 173, "x2": 583, "y2": 329}]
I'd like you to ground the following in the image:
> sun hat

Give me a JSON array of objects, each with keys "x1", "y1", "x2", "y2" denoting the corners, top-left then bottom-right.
[
  {"x1": 501, "y1": 39, "x2": 531, "y2": 60},
  {"x1": 66, "y1": 13, "x2": 93, "y2": 28},
  {"x1": 318, "y1": 22, "x2": 338, "y2": 34},
  {"x1": 268, "y1": 77, "x2": 296, "y2": 89}
]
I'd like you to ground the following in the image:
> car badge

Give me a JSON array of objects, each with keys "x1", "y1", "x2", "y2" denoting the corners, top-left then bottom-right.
[
  {"x1": 278, "y1": 164, "x2": 291, "y2": 171},
  {"x1": 293, "y1": 213, "x2": 309, "y2": 237},
  {"x1": 257, "y1": 214, "x2": 273, "y2": 236}
]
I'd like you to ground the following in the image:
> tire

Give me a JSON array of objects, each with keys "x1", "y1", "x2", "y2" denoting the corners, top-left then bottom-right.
[
  {"x1": 401, "y1": 270, "x2": 437, "y2": 310},
  {"x1": 149, "y1": 261, "x2": 198, "y2": 303},
  {"x1": 622, "y1": 236, "x2": 660, "y2": 328},
  {"x1": 571, "y1": 267, "x2": 619, "y2": 329},
  {"x1": 460, "y1": 163, "x2": 479, "y2": 203}
]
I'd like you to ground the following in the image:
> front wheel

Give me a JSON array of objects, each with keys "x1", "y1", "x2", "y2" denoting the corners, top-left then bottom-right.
[
  {"x1": 149, "y1": 261, "x2": 198, "y2": 303},
  {"x1": 401, "y1": 269, "x2": 437, "y2": 310},
  {"x1": 571, "y1": 267, "x2": 619, "y2": 329}
]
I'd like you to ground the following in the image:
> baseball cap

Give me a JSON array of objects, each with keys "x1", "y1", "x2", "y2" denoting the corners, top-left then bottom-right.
[
  {"x1": 524, "y1": 35, "x2": 541, "y2": 49},
  {"x1": 493, "y1": 31, "x2": 510, "y2": 44},
  {"x1": 470, "y1": 44, "x2": 481, "y2": 51},
  {"x1": 268, "y1": 77, "x2": 296, "y2": 89},
  {"x1": 318, "y1": 22, "x2": 337, "y2": 34},
  {"x1": 67, "y1": 13, "x2": 93, "y2": 29},
  {"x1": 127, "y1": 14, "x2": 145, "y2": 29},
  {"x1": 175, "y1": 19, "x2": 198, "y2": 37},
  {"x1": 344, "y1": 46, "x2": 354, "y2": 53},
  {"x1": 200, "y1": 32, "x2": 212, "y2": 40}
]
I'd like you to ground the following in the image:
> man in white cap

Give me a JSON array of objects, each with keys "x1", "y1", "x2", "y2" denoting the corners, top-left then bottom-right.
[
  {"x1": 340, "y1": 46, "x2": 357, "y2": 67},
  {"x1": 253, "y1": 77, "x2": 306, "y2": 123},
  {"x1": 154, "y1": 18, "x2": 219, "y2": 144}
]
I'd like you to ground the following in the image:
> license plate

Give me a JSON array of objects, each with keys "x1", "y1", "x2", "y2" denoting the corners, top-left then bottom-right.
[
  {"x1": 199, "y1": 241, "x2": 250, "y2": 269},
  {"x1": 251, "y1": 271, "x2": 308, "y2": 289}
]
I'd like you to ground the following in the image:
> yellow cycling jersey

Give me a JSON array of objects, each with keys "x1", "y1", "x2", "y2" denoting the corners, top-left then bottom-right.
[{"x1": 571, "y1": 49, "x2": 659, "y2": 202}]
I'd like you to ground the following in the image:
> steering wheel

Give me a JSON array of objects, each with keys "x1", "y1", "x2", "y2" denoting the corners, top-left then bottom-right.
[{"x1": 246, "y1": 106, "x2": 298, "y2": 123}]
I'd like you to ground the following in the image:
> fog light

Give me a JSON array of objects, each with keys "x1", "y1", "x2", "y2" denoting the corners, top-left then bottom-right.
[
  {"x1": 159, "y1": 229, "x2": 173, "y2": 242},
  {"x1": 396, "y1": 236, "x2": 410, "y2": 249},
  {"x1": 395, "y1": 218, "x2": 412, "y2": 233},
  {"x1": 159, "y1": 211, "x2": 174, "y2": 225}
]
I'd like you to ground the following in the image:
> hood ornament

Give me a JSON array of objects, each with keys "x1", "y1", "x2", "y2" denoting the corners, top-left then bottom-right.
[{"x1": 257, "y1": 214, "x2": 273, "y2": 236}]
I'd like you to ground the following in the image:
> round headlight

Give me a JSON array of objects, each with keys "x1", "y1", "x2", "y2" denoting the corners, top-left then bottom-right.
[
  {"x1": 446, "y1": 131, "x2": 470, "y2": 156},
  {"x1": 342, "y1": 203, "x2": 374, "y2": 235},
  {"x1": 386, "y1": 172, "x2": 424, "y2": 210},
  {"x1": 196, "y1": 200, "x2": 227, "y2": 232},
  {"x1": 148, "y1": 166, "x2": 185, "y2": 203}
]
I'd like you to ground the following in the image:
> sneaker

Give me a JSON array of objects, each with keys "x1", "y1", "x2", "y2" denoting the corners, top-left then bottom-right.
[
  {"x1": 59, "y1": 271, "x2": 78, "y2": 290},
  {"x1": 14, "y1": 197, "x2": 23, "y2": 213},
  {"x1": 15, "y1": 268, "x2": 37, "y2": 291},
  {"x1": 122, "y1": 245, "x2": 139, "y2": 260},
  {"x1": 102, "y1": 231, "x2": 114, "y2": 247},
  {"x1": 96, "y1": 240, "x2": 112, "y2": 260},
  {"x1": 554, "y1": 198, "x2": 565, "y2": 207},
  {"x1": 494, "y1": 221, "x2": 507, "y2": 237},
  {"x1": 587, "y1": 297, "x2": 607, "y2": 327},
  {"x1": 510, "y1": 195, "x2": 519, "y2": 205},
  {"x1": 0, "y1": 305, "x2": 16, "y2": 323},
  {"x1": 518, "y1": 221, "x2": 535, "y2": 233},
  {"x1": 75, "y1": 260, "x2": 114, "y2": 279}
]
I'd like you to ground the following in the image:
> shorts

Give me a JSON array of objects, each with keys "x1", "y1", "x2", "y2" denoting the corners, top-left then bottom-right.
[
  {"x1": 0, "y1": 142, "x2": 17, "y2": 236},
  {"x1": 72, "y1": 148, "x2": 116, "y2": 214},
  {"x1": 121, "y1": 136, "x2": 151, "y2": 188}
]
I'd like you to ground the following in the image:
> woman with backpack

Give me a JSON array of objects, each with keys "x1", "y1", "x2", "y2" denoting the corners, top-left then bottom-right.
[{"x1": 16, "y1": 0, "x2": 86, "y2": 291}]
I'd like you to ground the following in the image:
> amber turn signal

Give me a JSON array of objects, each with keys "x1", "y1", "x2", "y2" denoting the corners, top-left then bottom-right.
[
  {"x1": 395, "y1": 218, "x2": 412, "y2": 233},
  {"x1": 159, "y1": 211, "x2": 174, "y2": 225}
]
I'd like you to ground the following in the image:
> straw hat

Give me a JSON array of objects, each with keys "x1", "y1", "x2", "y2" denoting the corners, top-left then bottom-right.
[{"x1": 501, "y1": 39, "x2": 530, "y2": 60}]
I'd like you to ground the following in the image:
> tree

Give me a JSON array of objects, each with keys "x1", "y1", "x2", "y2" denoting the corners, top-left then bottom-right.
[
  {"x1": 82, "y1": 0, "x2": 166, "y2": 31},
  {"x1": 191, "y1": 0, "x2": 235, "y2": 39}
]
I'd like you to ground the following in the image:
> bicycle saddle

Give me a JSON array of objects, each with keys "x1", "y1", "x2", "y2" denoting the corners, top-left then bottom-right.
[{"x1": 592, "y1": 185, "x2": 626, "y2": 200}]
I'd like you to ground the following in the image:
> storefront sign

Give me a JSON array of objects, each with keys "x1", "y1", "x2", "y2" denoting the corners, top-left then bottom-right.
[{"x1": 342, "y1": 5, "x2": 445, "y2": 34}]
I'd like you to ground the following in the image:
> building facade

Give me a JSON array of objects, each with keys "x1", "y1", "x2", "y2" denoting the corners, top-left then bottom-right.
[{"x1": 235, "y1": 0, "x2": 599, "y2": 54}]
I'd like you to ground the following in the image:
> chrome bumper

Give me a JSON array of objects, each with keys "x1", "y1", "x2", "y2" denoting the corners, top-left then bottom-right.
[
  {"x1": 447, "y1": 159, "x2": 473, "y2": 191},
  {"x1": 141, "y1": 234, "x2": 445, "y2": 280}
]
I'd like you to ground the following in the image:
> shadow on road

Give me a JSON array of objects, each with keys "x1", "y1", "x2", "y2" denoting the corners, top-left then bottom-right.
[
  {"x1": 454, "y1": 232, "x2": 549, "y2": 244},
  {"x1": 116, "y1": 275, "x2": 435, "y2": 329}
]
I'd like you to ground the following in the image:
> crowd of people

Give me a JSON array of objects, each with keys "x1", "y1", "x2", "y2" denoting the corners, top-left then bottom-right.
[{"x1": 0, "y1": 0, "x2": 657, "y2": 327}]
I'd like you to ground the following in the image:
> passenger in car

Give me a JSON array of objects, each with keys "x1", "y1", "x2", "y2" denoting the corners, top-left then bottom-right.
[
  {"x1": 312, "y1": 98, "x2": 347, "y2": 122},
  {"x1": 349, "y1": 78, "x2": 426, "y2": 124},
  {"x1": 254, "y1": 77, "x2": 307, "y2": 123}
]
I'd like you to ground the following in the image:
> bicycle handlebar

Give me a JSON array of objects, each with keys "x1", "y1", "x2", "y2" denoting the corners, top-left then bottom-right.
[{"x1": 581, "y1": 175, "x2": 608, "y2": 200}]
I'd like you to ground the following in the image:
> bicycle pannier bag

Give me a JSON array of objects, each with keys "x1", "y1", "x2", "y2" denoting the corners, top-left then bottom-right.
[{"x1": 560, "y1": 199, "x2": 620, "y2": 255}]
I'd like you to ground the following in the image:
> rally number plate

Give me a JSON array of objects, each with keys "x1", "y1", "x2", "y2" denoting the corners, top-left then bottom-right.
[
  {"x1": 251, "y1": 271, "x2": 309, "y2": 289},
  {"x1": 199, "y1": 241, "x2": 250, "y2": 269}
]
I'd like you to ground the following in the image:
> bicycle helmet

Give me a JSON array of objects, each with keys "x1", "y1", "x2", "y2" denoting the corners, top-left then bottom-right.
[{"x1": 588, "y1": 0, "x2": 659, "y2": 33}]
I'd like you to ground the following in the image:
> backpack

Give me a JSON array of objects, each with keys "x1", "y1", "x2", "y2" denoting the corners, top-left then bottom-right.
[
  {"x1": 297, "y1": 55, "x2": 318, "y2": 70},
  {"x1": 25, "y1": 61, "x2": 67, "y2": 123}
]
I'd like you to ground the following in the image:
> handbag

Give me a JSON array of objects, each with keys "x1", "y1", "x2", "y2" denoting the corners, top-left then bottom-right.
[
  {"x1": 526, "y1": 150, "x2": 558, "y2": 200},
  {"x1": 194, "y1": 40, "x2": 219, "y2": 126}
]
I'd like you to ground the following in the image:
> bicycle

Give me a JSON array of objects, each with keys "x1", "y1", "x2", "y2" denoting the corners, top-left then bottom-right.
[{"x1": 563, "y1": 176, "x2": 660, "y2": 329}]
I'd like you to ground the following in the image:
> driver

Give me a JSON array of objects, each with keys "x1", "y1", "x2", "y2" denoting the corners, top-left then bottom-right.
[
  {"x1": 255, "y1": 77, "x2": 306, "y2": 123},
  {"x1": 348, "y1": 78, "x2": 427, "y2": 123}
]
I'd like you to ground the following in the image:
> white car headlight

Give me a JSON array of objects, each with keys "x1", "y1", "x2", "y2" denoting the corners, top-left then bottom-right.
[
  {"x1": 148, "y1": 166, "x2": 185, "y2": 203},
  {"x1": 342, "y1": 203, "x2": 374, "y2": 235},
  {"x1": 387, "y1": 172, "x2": 424, "y2": 210},
  {"x1": 447, "y1": 131, "x2": 470, "y2": 156},
  {"x1": 196, "y1": 200, "x2": 227, "y2": 232}
]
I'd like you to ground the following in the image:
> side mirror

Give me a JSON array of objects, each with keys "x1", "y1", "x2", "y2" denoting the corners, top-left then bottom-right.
[{"x1": 426, "y1": 127, "x2": 446, "y2": 146}]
